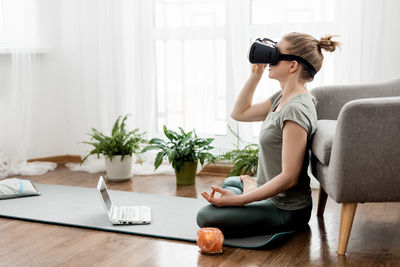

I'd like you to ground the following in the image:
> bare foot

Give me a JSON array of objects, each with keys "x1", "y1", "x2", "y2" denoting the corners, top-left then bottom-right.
[{"x1": 240, "y1": 175, "x2": 257, "y2": 194}]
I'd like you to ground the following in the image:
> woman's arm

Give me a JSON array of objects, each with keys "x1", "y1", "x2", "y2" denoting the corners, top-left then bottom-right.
[
  {"x1": 202, "y1": 121, "x2": 307, "y2": 207},
  {"x1": 231, "y1": 64, "x2": 273, "y2": 122},
  {"x1": 240, "y1": 121, "x2": 308, "y2": 204}
]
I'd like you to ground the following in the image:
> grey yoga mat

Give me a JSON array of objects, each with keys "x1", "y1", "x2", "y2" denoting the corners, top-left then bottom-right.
[{"x1": 0, "y1": 183, "x2": 295, "y2": 248}]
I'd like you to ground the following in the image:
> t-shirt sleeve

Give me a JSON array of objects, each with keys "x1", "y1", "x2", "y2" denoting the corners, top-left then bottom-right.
[
  {"x1": 269, "y1": 90, "x2": 281, "y2": 105},
  {"x1": 278, "y1": 103, "x2": 313, "y2": 134}
]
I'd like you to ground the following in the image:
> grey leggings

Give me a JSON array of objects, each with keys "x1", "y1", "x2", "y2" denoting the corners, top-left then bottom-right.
[{"x1": 196, "y1": 176, "x2": 312, "y2": 238}]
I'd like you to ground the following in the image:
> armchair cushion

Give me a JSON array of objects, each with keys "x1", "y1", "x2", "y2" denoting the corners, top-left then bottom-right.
[{"x1": 311, "y1": 120, "x2": 337, "y2": 165}]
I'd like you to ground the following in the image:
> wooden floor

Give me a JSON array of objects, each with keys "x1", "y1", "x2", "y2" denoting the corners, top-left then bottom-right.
[{"x1": 1, "y1": 166, "x2": 400, "y2": 267}]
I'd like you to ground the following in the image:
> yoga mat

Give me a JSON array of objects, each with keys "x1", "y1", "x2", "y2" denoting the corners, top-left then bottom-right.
[{"x1": 0, "y1": 183, "x2": 295, "y2": 248}]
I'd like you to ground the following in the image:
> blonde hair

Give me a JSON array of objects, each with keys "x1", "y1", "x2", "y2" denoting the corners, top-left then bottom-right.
[{"x1": 282, "y1": 32, "x2": 341, "y2": 82}]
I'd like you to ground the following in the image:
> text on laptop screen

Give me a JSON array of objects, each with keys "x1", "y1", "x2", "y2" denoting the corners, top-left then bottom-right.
[{"x1": 100, "y1": 187, "x2": 112, "y2": 212}]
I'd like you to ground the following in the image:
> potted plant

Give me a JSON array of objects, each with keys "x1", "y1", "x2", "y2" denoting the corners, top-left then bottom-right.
[
  {"x1": 218, "y1": 125, "x2": 259, "y2": 177},
  {"x1": 142, "y1": 125, "x2": 216, "y2": 185},
  {"x1": 82, "y1": 114, "x2": 147, "y2": 181}
]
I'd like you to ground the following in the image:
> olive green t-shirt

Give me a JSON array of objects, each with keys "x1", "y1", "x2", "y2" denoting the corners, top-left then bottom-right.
[{"x1": 256, "y1": 90, "x2": 317, "y2": 210}]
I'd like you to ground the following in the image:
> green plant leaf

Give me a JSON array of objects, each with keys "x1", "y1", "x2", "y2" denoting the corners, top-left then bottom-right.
[
  {"x1": 167, "y1": 148, "x2": 177, "y2": 163},
  {"x1": 154, "y1": 151, "x2": 165, "y2": 170},
  {"x1": 149, "y1": 138, "x2": 164, "y2": 145},
  {"x1": 168, "y1": 129, "x2": 180, "y2": 140},
  {"x1": 177, "y1": 127, "x2": 185, "y2": 135},
  {"x1": 163, "y1": 125, "x2": 174, "y2": 140},
  {"x1": 243, "y1": 164, "x2": 252, "y2": 175},
  {"x1": 219, "y1": 125, "x2": 259, "y2": 177},
  {"x1": 145, "y1": 125, "x2": 217, "y2": 173},
  {"x1": 81, "y1": 114, "x2": 148, "y2": 163},
  {"x1": 111, "y1": 116, "x2": 122, "y2": 136}
]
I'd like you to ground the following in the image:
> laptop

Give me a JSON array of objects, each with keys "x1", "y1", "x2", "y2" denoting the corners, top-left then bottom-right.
[{"x1": 97, "y1": 176, "x2": 151, "y2": 225}]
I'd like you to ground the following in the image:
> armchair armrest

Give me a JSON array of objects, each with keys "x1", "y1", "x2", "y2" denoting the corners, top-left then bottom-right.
[
  {"x1": 327, "y1": 96, "x2": 400, "y2": 203},
  {"x1": 310, "y1": 78, "x2": 400, "y2": 120}
]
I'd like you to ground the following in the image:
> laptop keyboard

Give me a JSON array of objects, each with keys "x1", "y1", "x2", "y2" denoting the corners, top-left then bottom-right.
[
  {"x1": 119, "y1": 206, "x2": 140, "y2": 221},
  {"x1": 140, "y1": 206, "x2": 151, "y2": 220}
]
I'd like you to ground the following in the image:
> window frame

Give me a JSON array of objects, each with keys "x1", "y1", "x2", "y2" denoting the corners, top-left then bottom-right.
[
  {"x1": 150, "y1": 0, "x2": 240, "y2": 154},
  {"x1": 149, "y1": 0, "x2": 337, "y2": 152}
]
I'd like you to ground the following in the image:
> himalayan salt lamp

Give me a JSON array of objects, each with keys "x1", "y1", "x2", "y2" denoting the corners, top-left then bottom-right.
[{"x1": 196, "y1": 227, "x2": 224, "y2": 255}]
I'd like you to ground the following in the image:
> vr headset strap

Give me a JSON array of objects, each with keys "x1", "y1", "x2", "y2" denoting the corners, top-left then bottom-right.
[{"x1": 279, "y1": 54, "x2": 317, "y2": 77}]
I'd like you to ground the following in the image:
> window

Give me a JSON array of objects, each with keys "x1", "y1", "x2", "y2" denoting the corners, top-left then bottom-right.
[
  {"x1": 247, "y1": 0, "x2": 335, "y2": 142},
  {"x1": 0, "y1": 0, "x2": 41, "y2": 50},
  {"x1": 251, "y1": 0, "x2": 334, "y2": 24},
  {"x1": 153, "y1": 0, "x2": 227, "y2": 140},
  {"x1": 152, "y1": 0, "x2": 336, "y2": 149},
  {"x1": 154, "y1": 0, "x2": 225, "y2": 27},
  {"x1": 155, "y1": 39, "x2": 226, "y2": 135}
]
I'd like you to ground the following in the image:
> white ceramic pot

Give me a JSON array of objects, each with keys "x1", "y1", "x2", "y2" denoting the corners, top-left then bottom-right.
[{"x1": 104, "y1": 155, "x2": 132, "y2": 182}]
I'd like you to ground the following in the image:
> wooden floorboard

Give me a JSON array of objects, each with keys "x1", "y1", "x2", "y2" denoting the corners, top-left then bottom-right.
[{"x1": 1, "y1": 166, "x2": 400, "y2": 267}]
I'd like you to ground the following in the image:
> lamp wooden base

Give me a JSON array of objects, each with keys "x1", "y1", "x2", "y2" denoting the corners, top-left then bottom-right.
[{"x1": 199, "y1": 250, "x2": 223, "y2": 256}]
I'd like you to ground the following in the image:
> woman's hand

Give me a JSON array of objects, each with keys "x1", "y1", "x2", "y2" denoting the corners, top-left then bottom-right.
[
  {"x1": 201, "y1": 185, "x2": 243, "y2": 207},
  {"x1": 251, "y1": 64, "x2": 267, "y2": 77}
]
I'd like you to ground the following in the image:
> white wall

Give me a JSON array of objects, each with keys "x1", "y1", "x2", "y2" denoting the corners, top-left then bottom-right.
[
  {"x1": 1, "y1": 0, "x2": 400, "y2": 160},
  {"x1": 375, "y1": 1, "x2": 400, "y2": 82}
]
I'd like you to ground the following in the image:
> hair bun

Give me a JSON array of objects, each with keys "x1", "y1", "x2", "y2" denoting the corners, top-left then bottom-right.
[{"x1": 319, "y1": 35, "x2": 341, "y2": 52}]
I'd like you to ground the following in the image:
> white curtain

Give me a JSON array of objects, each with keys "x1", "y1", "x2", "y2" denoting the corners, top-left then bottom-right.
[
  {"x1": 0, "y1": 0, "x2": 57, "y2": 177},
  {"x1": 0, "y1": 0, "x2": 163, "y2": 177},
  {"x1": 334, "y1": 0, "x2": 400, "y2": 84},
  {"x1": 57, "y1": 0, "x2": 163, "y2": 174},
  {"x1": 1, "y1": 0, "x2": 400, "y2": 178}
]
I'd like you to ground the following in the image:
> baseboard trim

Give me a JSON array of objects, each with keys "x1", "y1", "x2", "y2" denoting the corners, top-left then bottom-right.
[
  {"x1": 199, "y1": 163, "x2": 232, "y2": 176},
  {"x1": 27, "y1": 156, "x2": 232, "y2": 176},
  {"x1": 27, "y1": 155, "x2": 82, "y2": 164}
]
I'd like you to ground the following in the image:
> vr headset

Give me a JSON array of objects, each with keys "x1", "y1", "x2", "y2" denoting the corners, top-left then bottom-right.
[{"x1": 248, "y1": 38, "x2": 316, "y2": 77}]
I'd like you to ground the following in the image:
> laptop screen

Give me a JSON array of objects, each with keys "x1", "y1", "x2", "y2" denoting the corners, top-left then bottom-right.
[{"x1": 100, "y1": 186, "x2": 112, "y2": 212}]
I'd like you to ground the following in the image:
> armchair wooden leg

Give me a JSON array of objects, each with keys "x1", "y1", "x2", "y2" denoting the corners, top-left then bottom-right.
[
  {"x1": 317, "y1": 185, "x2": 328, "y2": 217},
  {"x1": 337, "y1": 203, "x2": 357, "y2": 255}
]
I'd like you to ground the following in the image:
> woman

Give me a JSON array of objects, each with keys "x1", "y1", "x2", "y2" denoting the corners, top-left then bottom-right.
[{"x1": 197, "y1": 32, "x2": 340, "y2": 237}]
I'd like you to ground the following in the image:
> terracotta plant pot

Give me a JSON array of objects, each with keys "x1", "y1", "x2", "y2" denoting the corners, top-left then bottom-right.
[
  {"x1": 104, "y1": 155, "x2": 132, "y2": 182},
  {"x1": 174, "y1": 161, "x2": 198, "y2": 186}
]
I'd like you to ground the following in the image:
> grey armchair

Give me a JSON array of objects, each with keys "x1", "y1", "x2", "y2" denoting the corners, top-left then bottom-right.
[{"x1": 310, "y1": 78, "x2": 400, "y2": 255}]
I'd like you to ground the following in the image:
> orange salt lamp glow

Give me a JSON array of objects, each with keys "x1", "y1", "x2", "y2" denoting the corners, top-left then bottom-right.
[{"x1": 196, "y1": 227, "x2": 224, "y2": 255}]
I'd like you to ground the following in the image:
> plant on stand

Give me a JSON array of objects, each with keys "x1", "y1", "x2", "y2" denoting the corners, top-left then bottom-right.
[
  {"x1": 218, "y1": 125, "x2": 259, "y2": 177},
  {"x1": 142, "y1": 125, "x2": 216, "y2": 186},
  {"x1": 82, "y1": 114, "x2": 148, "y2": 182}
]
